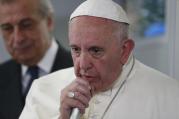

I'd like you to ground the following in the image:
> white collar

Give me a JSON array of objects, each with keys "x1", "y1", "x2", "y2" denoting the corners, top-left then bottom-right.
[
  {"x1": 22, "y1": 38, "x2": 58, "y2": 76},
  {"x1": 112, "y1": 54, "x2": 135, "y2": 89}
]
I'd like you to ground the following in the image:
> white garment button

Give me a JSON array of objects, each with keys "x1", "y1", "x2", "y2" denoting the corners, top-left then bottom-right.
[
  {"x1": 94, "y1": 99, "x2": 100, "y2": 104},
  {"x1": 89, "y1": 113, "x2": 99, "y2": 119}
]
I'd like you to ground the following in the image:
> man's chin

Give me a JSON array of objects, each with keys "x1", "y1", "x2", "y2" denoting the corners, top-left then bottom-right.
[{"x1": 15, "y1": 57, "x2": 35, "y2": 66}]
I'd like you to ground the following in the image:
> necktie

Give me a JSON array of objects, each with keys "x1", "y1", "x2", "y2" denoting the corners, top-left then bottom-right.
[{"x1": 23, "y1": 66, "x2": 39, "y2": 98}]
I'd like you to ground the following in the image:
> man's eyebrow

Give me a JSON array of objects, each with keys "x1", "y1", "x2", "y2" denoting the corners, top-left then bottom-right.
[
  {"x1": 69, "y1": 44, "x2": 78, "y2": 47},
  {"x1": 19, "y1": 18, "x2": 34, "y2": 23}
]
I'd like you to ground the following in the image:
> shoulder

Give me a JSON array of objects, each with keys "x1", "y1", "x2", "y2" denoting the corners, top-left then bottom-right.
[
  {"x1": 25, "y1": 67, "x2": 75, "y2": 112},
  {"x1": 135, "y1": 59, "x2": 177, "y2": 82},
  {"x1": 36, "y1": 67, "x2": 75, "y2": 84},
  {"x1": 0, "y1": 59, "x2": 21, "y2": 89},
  {"x1": 31, "y1": 67, "x2": 75, "y2": 95},
  {"x1": 131, "y1": 59, "x2": 179, "y2": 93},
  {"x1": 0, "y1": 59, "x2": 17, "y2": 70},
  {"x1": 0, "y1": 59, "x2": 20, "y2": 77}
]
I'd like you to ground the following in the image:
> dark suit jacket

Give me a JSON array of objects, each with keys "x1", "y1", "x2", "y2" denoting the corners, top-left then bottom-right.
[{"x1": 0, "y1": 43, "x2": 73, "y2": 119}]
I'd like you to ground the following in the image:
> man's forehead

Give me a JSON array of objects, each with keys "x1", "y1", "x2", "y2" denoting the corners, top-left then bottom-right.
[
  {"x1": 70, "y1": 39, "x2": 108, "y2": 49},
  {"x1": 0, "y1": 1, "x2": 41, "y2": 23},
  {"x1": 1, "y1": 0, "x2": 39, "y2": 12},
  {"x1": 0, "y1": 10, "x2": 38, "y2": 25},
  {"x1": 70, "y1": 16, "x2": 120, "y2": 29},
  {"x1": 69, "y1": 23, "x2": 113, "y2": 47}
]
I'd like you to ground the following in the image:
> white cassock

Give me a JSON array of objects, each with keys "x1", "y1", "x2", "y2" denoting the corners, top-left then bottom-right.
[{"x1": 19, "y1": 56, "x2": 179, "y2": 119}]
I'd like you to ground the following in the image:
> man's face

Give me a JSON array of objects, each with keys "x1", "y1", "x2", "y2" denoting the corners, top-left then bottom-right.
[
  {"x1": 0, "y1": 0, "x2": 53, "y2": 66},
  {"x1": 69, "y1": 16, "x2": 127, "y2": 93}
]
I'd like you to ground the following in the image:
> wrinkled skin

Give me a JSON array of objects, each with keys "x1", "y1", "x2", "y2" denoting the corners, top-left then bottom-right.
[{"x1": 60, "y1": 16, "x2": 134, "y2": 119}]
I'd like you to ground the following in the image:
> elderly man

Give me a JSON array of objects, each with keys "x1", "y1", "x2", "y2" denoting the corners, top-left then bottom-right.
[
  {"x1": 20, "y1": 0, "x2": 179, "y2": 119},
  {"x1": 0, "y1": 0, "x2": 73, "y2": 119}
]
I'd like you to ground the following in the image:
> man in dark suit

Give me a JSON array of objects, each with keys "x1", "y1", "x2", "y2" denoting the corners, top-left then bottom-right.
[{"x1": 0, "y1": 0, "x2": 73, "y2": 119}]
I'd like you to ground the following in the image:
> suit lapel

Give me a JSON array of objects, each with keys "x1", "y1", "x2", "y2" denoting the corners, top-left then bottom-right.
[{"x1": 51, "y1": 41, "x2": 73, "y2": 72}]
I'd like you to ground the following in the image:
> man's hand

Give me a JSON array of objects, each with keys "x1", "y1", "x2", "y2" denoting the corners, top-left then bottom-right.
[{"x1": 60, "y1": 78, "x2": 92, "y2": 119}]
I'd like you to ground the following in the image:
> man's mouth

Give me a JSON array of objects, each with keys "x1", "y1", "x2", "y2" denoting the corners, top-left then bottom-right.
[
  {"x1": 14, "y1": 44, "x2": 32, "y2": 53},
  {"x1": 81, "y1": 75, "x2": 96, "y2": 81}
]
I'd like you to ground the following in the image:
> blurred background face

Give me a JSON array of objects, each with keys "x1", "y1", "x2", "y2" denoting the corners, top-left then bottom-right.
[
  {"x1": 69, "y1": 16, "x2": 126, "y2": 93},
  {"x1": 0, "y1": 0, "x2": 53, "y2": 66}
]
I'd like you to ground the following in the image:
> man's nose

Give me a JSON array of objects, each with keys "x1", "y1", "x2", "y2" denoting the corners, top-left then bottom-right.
[
  {"x1": 13, "y1": 26, "x2": 24, "y2": 43},
  {"x1": 79, "y1": 52, "x2": 92, "y2": 72}
]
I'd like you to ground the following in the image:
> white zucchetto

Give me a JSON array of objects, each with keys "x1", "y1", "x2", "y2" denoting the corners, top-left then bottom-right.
[{"x1": 70, "y1": 0, "x2": 130, "y2": 24}]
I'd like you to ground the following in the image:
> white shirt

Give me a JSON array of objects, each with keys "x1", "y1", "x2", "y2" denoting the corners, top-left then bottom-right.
[
  {"x1": 20, "y1": 57, "x2": 179, "y2": 119},
  {"x1": 21, "y1": 38, "x2": 58, "y2": 94}
]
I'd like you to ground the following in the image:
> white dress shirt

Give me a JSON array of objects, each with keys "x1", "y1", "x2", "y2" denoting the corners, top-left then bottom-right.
[{"x1": 21, "y1": 39, "x2": 58, "y2": 94}]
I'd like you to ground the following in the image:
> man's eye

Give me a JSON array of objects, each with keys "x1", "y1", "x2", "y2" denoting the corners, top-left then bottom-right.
[
  {"x1": 93, "y1": 48, "x2": 101, "y2": 53},
  {"x1": 19, "y1": 18, "x2": 37, "y2": 30},
  {"x1": 0, "y1": 24, "x2": 13, "y2": 32},
  {"x1": 89, "y1": 47, "x2": 104, "y2": 58},
  {"x1": 20, "y1": 20, "x2": 33, "y2": 29},
  {"x1": 71, "y1": 47, "x2": 79, "y2": 52},
  {"x1": 71, "y1": 47, "x2": 81, "y2": 56}
]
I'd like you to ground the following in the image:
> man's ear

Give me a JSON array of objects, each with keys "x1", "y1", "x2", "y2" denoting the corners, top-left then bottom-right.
[{"x1": 120, "y1": 39, "x2": 135, "y2": 65}]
